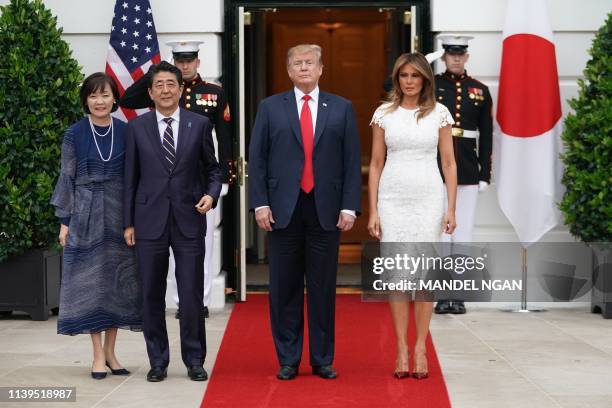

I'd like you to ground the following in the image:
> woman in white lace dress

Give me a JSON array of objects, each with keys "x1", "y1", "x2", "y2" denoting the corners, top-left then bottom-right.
[{"x1": 368, "y1": 53, "x2": 457, "y2": 379}]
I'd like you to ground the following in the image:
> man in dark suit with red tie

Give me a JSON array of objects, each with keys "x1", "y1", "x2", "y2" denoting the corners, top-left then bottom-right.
[
  {"x1": 249, "y1": 44, "x2": 362, "y2": 380},
  {"x1": 123, "y1": 61, "x2": 222, "y2": 382}
]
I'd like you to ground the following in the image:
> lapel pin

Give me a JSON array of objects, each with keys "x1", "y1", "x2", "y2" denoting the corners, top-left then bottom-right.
[
  {"x1": 322, "y1": 102, "x2": 327, "y2": 107},
  {"x1": 188, "y1": 121, "x2": 192, "y2": 128}
]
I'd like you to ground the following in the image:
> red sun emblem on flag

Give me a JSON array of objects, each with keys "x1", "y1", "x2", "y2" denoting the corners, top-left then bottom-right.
[{"x1": 497, "y1": 34, "x2": 562, "y2": 137}]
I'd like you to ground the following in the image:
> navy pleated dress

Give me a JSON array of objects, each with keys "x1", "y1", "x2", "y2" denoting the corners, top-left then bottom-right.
[{"x1": 50, "y1": 117, "x2": 142, "y2": 335}]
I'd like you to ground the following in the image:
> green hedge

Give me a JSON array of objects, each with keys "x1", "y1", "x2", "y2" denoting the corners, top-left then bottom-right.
[
  {"x1": 560, "y1": 12, "x2": 612, "y2": 242},
  {"x1": 0, "y1": 0, "x2": 83, "y2": 261}
]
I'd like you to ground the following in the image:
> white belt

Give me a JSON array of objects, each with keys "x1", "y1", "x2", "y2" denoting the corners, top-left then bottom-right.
[{"x1": 452, "y1": 128, "x2": 479, "y2": 139}]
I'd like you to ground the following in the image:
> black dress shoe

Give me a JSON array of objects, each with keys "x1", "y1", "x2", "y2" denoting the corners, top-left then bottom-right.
[
  {"x1": 106, "y1": 362, "x2": 130, "y2": 375},
  {"x1": 276, "y1": 365, "x2": 297, "y2": 380},
  {"x1": 187, "y1": 366, "x2": 208, "y2": 381},
  {"x1": 451, "y1": 301, "x2": 466, "y2": 314},
  {"x1": 146, "y1": 367, "x2": 167, "y2": 382},
  {"x1": 203, "y1": 306, "x2": 209, "y2": 319},
  {"x1": 175, "y1": 308, "x2": 180, "y2": 319},
  {"x1": 312, "y1": 365, "x2": 337, "y2": 379},
  {"x1": 435, "y1": 300, "x2": 452, "y2": 314}
]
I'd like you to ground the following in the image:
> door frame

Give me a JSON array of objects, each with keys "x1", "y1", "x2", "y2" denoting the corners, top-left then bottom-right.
[
  {"x1": 223, "y1": 1, "x2": 433, "y2": 102},
  {"x1": 223, "y1": 0, "x2": 433, "y2": 302}
]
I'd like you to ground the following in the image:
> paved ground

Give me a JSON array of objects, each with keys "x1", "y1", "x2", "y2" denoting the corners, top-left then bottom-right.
[{"x1": 1, "y1": 301, "x2": 611, "y2": 407}]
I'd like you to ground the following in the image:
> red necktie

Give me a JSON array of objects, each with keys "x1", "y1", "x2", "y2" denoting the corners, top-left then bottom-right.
[{"x1": 300, "y1": 94, "x2": 314, "y2": 193}]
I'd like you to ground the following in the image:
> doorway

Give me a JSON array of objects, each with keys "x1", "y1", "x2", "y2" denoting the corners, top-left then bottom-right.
[
  {"x1": 224, "y1": 1, "x2": 431, "y2": 299},
  {"x1": 263, "y1": 8, "x2": 387, "y2": 252}
]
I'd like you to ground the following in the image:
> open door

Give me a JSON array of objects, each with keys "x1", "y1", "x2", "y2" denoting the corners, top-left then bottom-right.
[
  {"x1": 225, "y1": 1, "x2": 432, "y2": 298},
  {"x1": 235, "y1": 6, "x2": 247, "y2": 302}
]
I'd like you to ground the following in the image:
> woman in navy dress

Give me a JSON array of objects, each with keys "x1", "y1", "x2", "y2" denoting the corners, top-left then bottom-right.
[{"x1": 51, "y1": 73, "x2": 142, "y2": 379}]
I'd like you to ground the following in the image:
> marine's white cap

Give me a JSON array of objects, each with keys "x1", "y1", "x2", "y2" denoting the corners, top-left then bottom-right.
[
  {"x1": 165, "y1": 40, "x2": 204, "y2": 60},
  {"x1": 437, "y1": 35, "x2": 474, "y2": 54}
]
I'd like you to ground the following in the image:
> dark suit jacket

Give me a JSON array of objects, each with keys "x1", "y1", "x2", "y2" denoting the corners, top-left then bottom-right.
[
  {"x1": 124, "y1": 108, "x2": 222, "y2": 240},
  {"x1": 248, "y1": 89, "x2": 361, "y2": 231}
]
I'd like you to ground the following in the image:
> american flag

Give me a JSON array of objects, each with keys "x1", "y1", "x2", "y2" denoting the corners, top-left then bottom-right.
[{"x1": 105, "y1": 0, "x2": 161, "y2": 121}]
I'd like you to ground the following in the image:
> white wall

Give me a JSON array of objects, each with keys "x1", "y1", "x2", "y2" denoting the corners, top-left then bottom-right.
[
  {"x1": 431, "y1": 0, "x2": 609, "y2": 32},
  {"x1": 430, "y1": 0, "x2": 609, "y2": 241}
]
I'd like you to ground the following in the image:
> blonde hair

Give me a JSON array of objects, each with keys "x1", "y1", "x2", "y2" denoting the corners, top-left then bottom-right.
[
  {"x1": 384, "y1": 53, "x2": 436, "y2": 121},
  {"x1": 287, "y1": 44, "x2": 323, "y2": 67}
]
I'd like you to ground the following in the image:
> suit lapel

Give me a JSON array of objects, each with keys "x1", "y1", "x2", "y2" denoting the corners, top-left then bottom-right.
[
  {"x1": 313, "y1": 92, "x2": 330, "y2": 148},
  {"x1": 173, "y1": 109, "x2": 190, "y2": 170},
  {"x1": 145, "y1": 112, "x2": 167, "y2": 170},
  {"x1": 283, "y1": 91, "x2": 303, "y2": 148}
]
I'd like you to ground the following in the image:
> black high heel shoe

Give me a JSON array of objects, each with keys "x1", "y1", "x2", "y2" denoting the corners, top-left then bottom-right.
[
  {"x1": 91, "y1": 368, "x2": 107, "y2": 379},
  {"x1": 106, "y1": 361, "x2": 130, "y2": 375}
]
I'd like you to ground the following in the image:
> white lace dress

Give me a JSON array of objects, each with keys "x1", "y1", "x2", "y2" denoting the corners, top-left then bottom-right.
[{"x1": 371, "y1": 102, "x2": 454, "y2": 243}]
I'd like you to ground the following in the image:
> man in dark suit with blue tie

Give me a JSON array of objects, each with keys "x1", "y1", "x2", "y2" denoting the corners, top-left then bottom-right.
[
  {"x1": 123, "y1": 62, "x2": 222, "y2": 382},
  {"x1": 249, "y1": 44, "x2": 362, "y2": 380}
]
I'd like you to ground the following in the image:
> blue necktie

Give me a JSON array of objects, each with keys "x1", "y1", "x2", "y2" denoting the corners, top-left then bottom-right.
[{"x1": 162, "y1": 117, "x2": 175, "y2": 170}]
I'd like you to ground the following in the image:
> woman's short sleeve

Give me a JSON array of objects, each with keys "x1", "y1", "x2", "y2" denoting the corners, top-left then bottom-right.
[
  {"x1": 370, "y1": 104, "x2": 389, "y2": 129},
  {"x1": 437, "y1": 103, "x2": 455, "y2": 128}
]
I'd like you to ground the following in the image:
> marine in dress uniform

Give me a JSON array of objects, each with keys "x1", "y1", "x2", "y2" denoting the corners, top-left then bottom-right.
[
  {"x1": 434, "y1": 35, "x2": 493, "y2": 315},
  {"x1": 120, "y1": 40, "x2": 232, "y2": 319}
]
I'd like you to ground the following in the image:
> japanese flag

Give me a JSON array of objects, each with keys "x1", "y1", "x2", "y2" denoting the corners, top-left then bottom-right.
[{"x1": 495, "y1": 0, "x2": 563, "y2": 245}]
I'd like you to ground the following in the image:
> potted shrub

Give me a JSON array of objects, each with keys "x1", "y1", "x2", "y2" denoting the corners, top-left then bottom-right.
[
  {"x1": 0, "y1": 0, "x2": 82, "y2": 320},
  {"x1": 560, "y1": 13, "x2": 612, "y2": 318}
]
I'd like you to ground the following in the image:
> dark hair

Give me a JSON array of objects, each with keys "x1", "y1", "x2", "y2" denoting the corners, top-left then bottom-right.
[
  {"x1": 147, "y1": 61, "x2": 183, "y2": 88},
  {"x1": 80, "y1": 72, "x2": 120, "y2": 114}
]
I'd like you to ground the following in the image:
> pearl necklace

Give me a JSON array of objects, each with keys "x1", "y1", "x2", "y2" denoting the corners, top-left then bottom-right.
[{"x1": 88, "y1": 115, "x2": 114, "y2": 162}]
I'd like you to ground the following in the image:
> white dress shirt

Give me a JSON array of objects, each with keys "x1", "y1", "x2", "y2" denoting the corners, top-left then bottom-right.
[
  {"x1": 156, "y1": 108, "x2": 180, "y2": 151},
  {"x1": 294, "y1": 86, "x2": 319, "y2": 133}
]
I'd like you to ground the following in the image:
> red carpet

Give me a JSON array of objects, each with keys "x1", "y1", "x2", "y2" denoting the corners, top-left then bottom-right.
[{"x1": 202, "y1": 294, "x2": 451, "y2": 408}]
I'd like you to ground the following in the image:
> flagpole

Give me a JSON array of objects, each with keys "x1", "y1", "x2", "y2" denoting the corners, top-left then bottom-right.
[
  {"x1": 501, "y1": 248, "x2": 546, "y2": 313},
  {"x1": 521, "y1": 247, "x2": 528, "y2": 309},
  {"x1": 495, "y1": 0, "x2": 562, "y2": 312}
]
